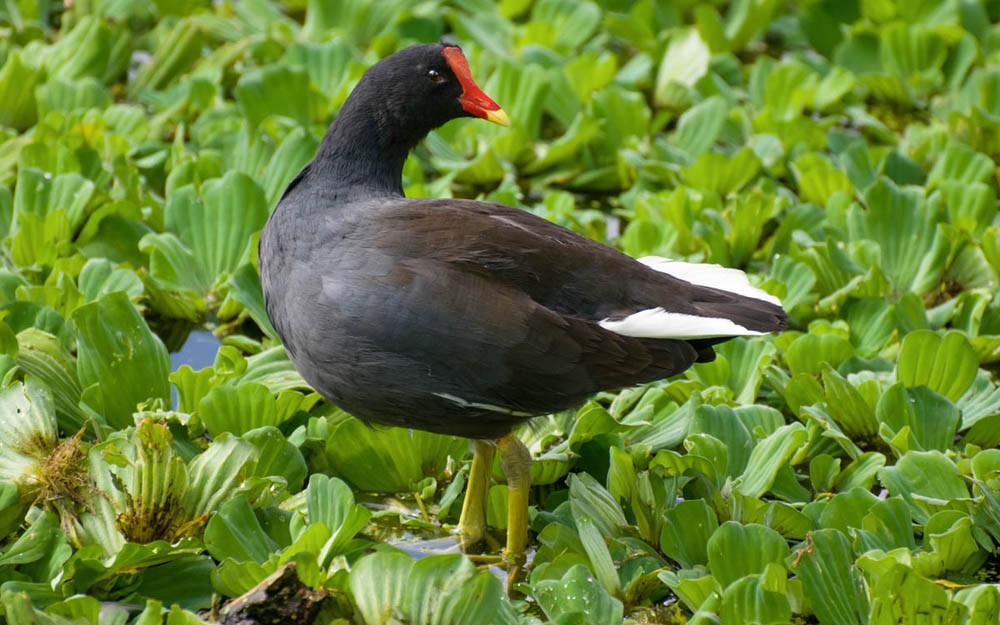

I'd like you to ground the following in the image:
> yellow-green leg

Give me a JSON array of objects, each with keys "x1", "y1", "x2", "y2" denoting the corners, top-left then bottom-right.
[
  {"x1": 457, "y1": 440, "x2": 495, "y2": 549},
  {"x1": 497, "y1": 433, "x2": 532, "y2": 593}
]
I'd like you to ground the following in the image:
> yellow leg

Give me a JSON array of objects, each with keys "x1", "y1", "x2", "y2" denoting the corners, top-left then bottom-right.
[
  {"x1": 497, "y1": 433, "x2": 532, "y2": 593},
  {"x1": 457, "y1": 440, "x2": 495, "y2": 549}
]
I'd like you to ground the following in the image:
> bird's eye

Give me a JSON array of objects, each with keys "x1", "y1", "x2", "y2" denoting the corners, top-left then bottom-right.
[{"x1": 427, "y1": 68, "x2": 446, "y2": 84}]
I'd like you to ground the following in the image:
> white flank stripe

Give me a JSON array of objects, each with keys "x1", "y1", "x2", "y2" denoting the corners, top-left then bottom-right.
[
  {"x1": 599, "y1": 308, "x2": 765, "y2": 339},
  {"x1": 638, "y1": 256, "x2": 782, "y2": 306},
  {"x1": 433, "y1": 392, "x2": 535, "y2": 417}
]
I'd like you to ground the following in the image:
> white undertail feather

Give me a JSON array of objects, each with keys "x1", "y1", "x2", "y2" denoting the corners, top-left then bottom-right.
[
  {"x1": 637, "y1": 257, "x2": 782, "y2": 306},
  {"x1": 598, "y1": 256, "x2": 782, "y2": 340},
  {"x1": 599, "y1": 308, "x2": 767, "y2": 339}
]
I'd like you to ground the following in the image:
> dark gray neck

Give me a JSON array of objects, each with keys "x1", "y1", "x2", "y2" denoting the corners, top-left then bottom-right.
[{"x1": 310, "y1": 91, "x2": 422, "y2": 198}]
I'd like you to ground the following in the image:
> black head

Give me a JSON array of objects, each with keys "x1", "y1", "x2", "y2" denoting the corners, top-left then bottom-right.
[
  {"x1": 303, "y1": 43, "x2": 509, "y2": 196},
  {"x1": 345, "y1": 43, "x2": 508, "y2": 148}
]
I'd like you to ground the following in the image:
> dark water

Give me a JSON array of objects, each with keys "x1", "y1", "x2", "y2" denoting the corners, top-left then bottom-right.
[
  {"x1": 169, "y1": 329, "x2": 221, "y2": 372},
  {"x1": 169, "y1": 329, "x2": 221, "y2": 408}
]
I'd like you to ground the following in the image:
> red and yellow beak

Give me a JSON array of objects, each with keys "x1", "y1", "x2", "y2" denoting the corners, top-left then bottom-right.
[{"x1": 442, "y1": 46, "x2": 510, "y2": 127}]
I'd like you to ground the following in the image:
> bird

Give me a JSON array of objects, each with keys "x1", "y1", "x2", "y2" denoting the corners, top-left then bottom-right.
[{"x1": 258, "y1": 42, "x2": 787, "y2": 589}]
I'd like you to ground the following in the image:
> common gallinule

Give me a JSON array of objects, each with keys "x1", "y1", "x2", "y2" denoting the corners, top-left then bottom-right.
[{"x1": 259, "y1": 43, "x2": 786, "y2": 586}]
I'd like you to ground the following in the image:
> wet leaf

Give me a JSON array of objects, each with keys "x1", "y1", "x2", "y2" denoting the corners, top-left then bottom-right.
[{"x1": 71, "y1": 292, "x2": 171, "y2": 429}]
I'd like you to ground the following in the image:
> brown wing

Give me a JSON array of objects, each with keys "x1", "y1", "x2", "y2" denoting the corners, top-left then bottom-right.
[
  {"x1": 375, "y1": 198, "x2": 787, "y2": 332},
  {"x1": 338, "y1": 255, "x2": 697, "y2": 436}
]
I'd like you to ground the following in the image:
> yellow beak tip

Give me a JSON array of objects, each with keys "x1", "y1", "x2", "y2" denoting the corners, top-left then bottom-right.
[{"x1": 486, "y1": 108, "x2": 510, "y2": 127}]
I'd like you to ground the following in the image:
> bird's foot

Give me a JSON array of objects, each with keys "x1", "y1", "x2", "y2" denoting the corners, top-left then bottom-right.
[
  {"x1": 456, "y1": 440, "x2": 495, "y2": 550},
  {"x1": 456, "y1": 519, "x2": 486, "y2": 550},
  {"x1": 502, "y1": 547, "x2": 528, "y2": 595},
  {"x1": 498, "y1": 433, "x2": 532, "y2": 594}
]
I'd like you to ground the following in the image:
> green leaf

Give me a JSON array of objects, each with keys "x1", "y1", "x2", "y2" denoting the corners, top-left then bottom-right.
[
  {"x1": 139, "y1": 231, "x2": 211, "y2": 303},
  {"x1": 849, "y1": 179, "x2": 947, "y2": 294},
  {"x1": 682, "y1": 148, "x2": 761, "y2": 196},
  {"x1": 792, "y1": 152, "x2": 854, "y2": 206},
  {"x1": 240, "y1": 346, "x2": 309, "y2": 393},
  {"x1": 845, "y1": 298, "x2": 896, "y2": 357},
  {"x1": 71, "y1": 292, "x2": 171, "y2": 429},
  {"x1": 116, "y1": 420, "x2": 189, "y2": 544},
  {"x1": 13, "y1": 166, "x2": 94, "y2": 244},
  {"x1": 657, "y1": 569, "x2": 722, "y2": 614},
  {"x1": 880, "y1": 23, "x2": 947, "y2": 88},
  {"x1": 792, "y1": 529, "x2": 867, "y2": 625},
  {"x1": 37, "y1": 77, "x2": 112, "y2": 117},
  {"x1": 283, "y1": 39, "x2": 355, "y2": 99},
  {"x1": 737, "y1": 423, "x2": 807, "y2": 498},
  {"x1": 199, "y1": 383, "x2": 284, "y2": 437},
  {"x1": 0, "y1": 51, "x2": 40, "y2": 130},
  {"x1": 351, "y1": 552, "x2": 516, "y2": 625},
  {"x1": 953, "y1": 585, "x2": 1000, "y2": 624},
  {"x1": 927, "y1": 142, "x2": 995, "y2": 189},
  {"x1": 528, "y1": 0, "x2": 601, "y2": 53},
  {"x1": 135, "y1": 556, "x2": 215, "y2": 612},
  {"x1": 672, "y1": 96, "x2": 729, "y2": 160},
  {"x1": 522, "y1": 113, "x2": 601, "y2": 175},
  {"x1": 43, "y1": 16, "x2": 115, "y2": 81},
  {"x1": 785, "y1": 333, "x2": 856, "y2": 376},
  {"x1": 568, "y1": 473, "x2": 628, "y2": 538},
  {"x1": 863, "y1": 559, "x2": 960, "y2": 624},
  {"x1": 165, "y1": 172, "x2": 270, "y2": 287},
  {"x1": 621, "y1": 389, "x2": 699, "y2": 451},
  {"x1": 242, "y1": 427, "x2": 307, "y2": 493},
  {"x1": 44, "y1": 594, "x2": 108, "y2": 623},
  {"x1": 409, "y1": 555, "x2": 517, "y2": 625},
  {"x1": 707, "y1": 522, "x2": 789, "y2": 586},
  {"x1": 0, "y1": 508, "x2": 61, "y2": 568},
  {"x1": 184, "y1": 434, "x2": 256, "y2": 518},
  {"x1": 655, "y1": 29, "x2": 710, "y2": 108},
  {"x1": 211, "y1": 558, "x2": 274, "y2": 598},
  {"x1": 301, "y1": 0, "x2": 409, "y2": 43},
  {"x1": 661, "y1": 500, "x2": 718, "y2": 568},
  {"x1": 350, "y1": 551, "x2": 411, "y2": 625},
  {"x1": 588, "y1": 87, "x2": 650, "y2": 162},
  {"x1": 758, "y1": 59, "x2": 818, "y2": 119},
  {"x1": 896, "y1": 330, "x2": 978, "y2": 401},
  {"x1": 817, "y1": 487, "x2": 880, "y2": 534},
  {"x1": 324, "y1": 420, "x2": 467, "y2": 493},
  {"x1": 576, "y1": 515, "x2": 620, "y2": 596},
  {"x1": 78, "y1": 258, "x2": 144, "y2": 303},
  {"x1": 533, "y1": 564, "x2": 624, "y2": 625},
  {"x1": 860, "y1": 497, "x2": 916, "y2": 552},
  {"x1": 940, "y1": 182, "x2": 995, "y2": 238},
  {"x1": 821, "y1": 366, "x2": 879, "y2": 439},
  {"x1": 879, "y1": 451, "x2": 969, "y2": 523},
  {"x1": 691, "y1": 339, "x2": 776, "y2": 405},
  {"x1": 236, "y1": 65, "x2": 314, "y2": 130},
  {"x1": 810, "y1": 455, "x2": 840, "y2": 493},
  {"x1": 258, "y1": 128, "x2": 318, "y2": 207},
  {"x1": 922, "y1": 511, "x2": 982, "y2": 574},
  {"x1": 689, "y1": 405, "x2": 752, "y2": 478},
  {"x1": 723, "y1": 0, "x2": 783, "y2": 51},
  {"x1": 730, "y1": 190, "x2": 780, "y2": 266},
  {"x1": 204, "y1": 495, "x2": 279, "y2": 563},
  {"x1": 228, "y1": 264, "x2": 277, "y2": 339},
  {"x1": 127, "y1": 17, "x2": 205, "y2": 97},
  {"x1": 292, "y1": 474, "x2": 371, "y2": 560},
  {"x1": 875, "y1": 384, "x2": 959, "y2": 452},
  {"x1": 14, "y1": 328, "x2": 86, "y2": 433},
  {"x1": 719, "y1": 571, "x2": 792, "y2": 625}
]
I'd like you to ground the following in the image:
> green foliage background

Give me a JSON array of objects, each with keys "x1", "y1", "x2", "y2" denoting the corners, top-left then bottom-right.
[{"x1": 0, "y1": 0, "x2": 999, "y2": 623}]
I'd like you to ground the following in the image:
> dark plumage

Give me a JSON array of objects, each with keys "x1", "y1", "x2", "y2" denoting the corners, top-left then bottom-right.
[{"x1": 258, "y1": 42, "x2": 786, "y2": 585}]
